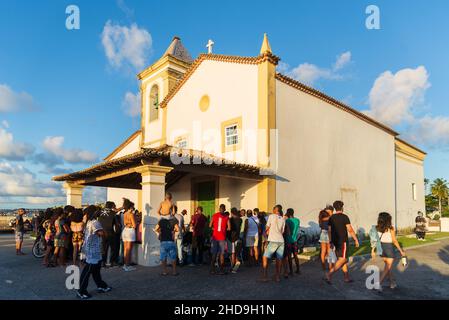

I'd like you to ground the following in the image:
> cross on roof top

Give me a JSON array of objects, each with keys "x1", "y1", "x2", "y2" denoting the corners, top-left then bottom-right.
[{"x1": 206, "y1": 39, "x2": 214, "y2": 54}]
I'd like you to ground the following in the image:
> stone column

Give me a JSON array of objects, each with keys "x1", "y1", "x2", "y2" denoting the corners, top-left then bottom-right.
[
  {"x1": 136, "y1": 165, "x2": 173, "y2": 266},
  {"x1": 63, "y1": 182, "x2": 85, "y2": 208}
]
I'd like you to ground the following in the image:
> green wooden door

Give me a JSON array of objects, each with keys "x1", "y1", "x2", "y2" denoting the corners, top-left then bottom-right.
[{"x1": 197, "y1": 181, "x2": 216, "y2": 218}]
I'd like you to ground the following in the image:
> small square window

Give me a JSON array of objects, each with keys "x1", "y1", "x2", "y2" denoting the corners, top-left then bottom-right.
[
  {"x1": 225, "y1": 125, "x2": 238, "y2": 146},
  {"x1": 221, "y1": 117, "x2": 242, "y2": 153}
]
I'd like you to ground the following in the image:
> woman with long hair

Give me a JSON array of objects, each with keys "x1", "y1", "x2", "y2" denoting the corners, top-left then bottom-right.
[
  {"x1": 121, "y1": 199, "x2": 137, "y2": 272},
  {"x1": 376, "y1": 212, "x2": 405, "y2": 290},
  {"x1": 54, "y1": 208, "x2": 70, "y2": 266},
  {"x1": 43, "y1": 209, "x2": 57, "y2": 267},
  {"x1": 318, "y1": 205, "x2": 333, "y2": 271},
  {"x1": 70, "y1": 209, "x2": 85, "y2": 266}
]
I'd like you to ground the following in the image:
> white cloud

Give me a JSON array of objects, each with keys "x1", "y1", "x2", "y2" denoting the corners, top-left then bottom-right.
[
  {"x1": 84, "y1": 187, "x2": 107, "y2": 205},
  {"x1": 42, "y1": 136, "x2": 98, "y2": 164},
  {"x1": 116, "y1": 0, "x2": 134, "y2": 19},
  {"x1": 363, "y1": 65, "x2": 449, "y2": 149},
  {"x1": 0, "y1": 162, "x2": 63, "y2": 198},
  {"x1": 408, "y1": 116, "x2": 449, "y2": 148},
  {"x1": 122, "y1": 91, "x2": 140, "y2": 117},
  {"x1": 364, "y1": 66, "x2": 430, "y2": 126},
  {"x1": 333, "y1": 51, "x2": 352, "y2": 71},
  {"x1": 280, "y1": 51, "x2": 352, "y2": 86},
  {"x1": 0, "y1": 127, "x2": 34, "y2": 161},
  {"x1": 22, "y1": 196, "x2": 66, "y2": 205},
  {"x1": 0, "y1": 84, "x2": 36, "y2": 112},
  {"x1": 2, "y1": 120, "x2": 9, "y2": 128},
  {"x1": 101, "y1": 20, "x2": 152, "y2": 70}
]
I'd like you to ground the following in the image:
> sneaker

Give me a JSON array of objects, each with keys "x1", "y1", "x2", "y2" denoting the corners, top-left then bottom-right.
[
  {"x1": 97, "y1": 286, "x2": 112, "y2": 293},
  {"x1": 390, "y1": 282, "x2": 397, "y2": 289},
  {"x1": 76, "y1": 291, "x2": 92, "y2": 300},
  {"x1": 232, "y1": 261, "x2": 241, "y2": 273},
  {"x1": 123, "y1": 265, "x2": 136, "y2": 272},
  {"x1": 105, "y1": 263, "x2": 112, "y2": 268}
]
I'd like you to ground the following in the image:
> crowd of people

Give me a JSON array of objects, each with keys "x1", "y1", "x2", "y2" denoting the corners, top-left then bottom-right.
[{"x1": 13, "y1": 193, "x2": 408, "y2": 299}]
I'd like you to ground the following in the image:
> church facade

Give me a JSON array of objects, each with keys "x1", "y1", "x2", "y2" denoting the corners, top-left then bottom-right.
[{"x1": 54, "y1": 35, "x2": 426, "y2": 266}]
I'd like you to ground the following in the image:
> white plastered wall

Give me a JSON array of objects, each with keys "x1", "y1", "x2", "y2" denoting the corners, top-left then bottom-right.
[
  {"x1": 165, "y1": 60, "x2": 259, "y2": 165},
  {"x1": 275, "y1": 80, "x2": 396, "y2": 234},
  {"x1": 395, "y1": 153, "x2": 425, "y2": 229}
]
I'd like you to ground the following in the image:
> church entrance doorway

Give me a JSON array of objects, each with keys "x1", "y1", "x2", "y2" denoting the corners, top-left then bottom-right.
[{"x1": 193, "y1": 179, "x2": 217, "y2": 218}]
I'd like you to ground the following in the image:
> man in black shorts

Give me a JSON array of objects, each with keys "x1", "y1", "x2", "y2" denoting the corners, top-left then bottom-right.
[{"x1": 325, "y1": 200, "x2": 359, "y2": 284}]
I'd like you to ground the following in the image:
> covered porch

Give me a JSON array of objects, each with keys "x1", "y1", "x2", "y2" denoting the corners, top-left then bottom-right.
[{"x1": 53, "y1": 145, "x2": 265, "y2": 266}]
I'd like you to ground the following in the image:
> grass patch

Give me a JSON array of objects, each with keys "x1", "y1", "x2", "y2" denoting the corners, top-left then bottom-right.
[{"x1": 303, "y1": 232, "x2": 449, "y2": 258}]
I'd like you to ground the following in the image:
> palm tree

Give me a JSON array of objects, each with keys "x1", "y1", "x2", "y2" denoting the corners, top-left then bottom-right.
[
  {"x1": 424, "y1": 178, "x2": 430, "y2": 195},
  {"x1": 430, "y1": 178, "x2": 449, "y2": 216}
]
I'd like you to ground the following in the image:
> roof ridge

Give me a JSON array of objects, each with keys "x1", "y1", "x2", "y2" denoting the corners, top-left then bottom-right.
[
  {"x1": 275, "y1": 72, "x2": 399, "y2": 136},
  {"x1": 160, "y1": 53, "x2": 279, "y2": 108}
]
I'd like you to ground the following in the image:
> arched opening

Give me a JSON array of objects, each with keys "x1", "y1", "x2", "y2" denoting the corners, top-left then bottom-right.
[{"x1": 149, "y1": 85, "x2": 159, "y2": 121}]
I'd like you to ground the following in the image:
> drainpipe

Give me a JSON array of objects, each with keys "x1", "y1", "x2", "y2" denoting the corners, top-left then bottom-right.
[{"x1": 394, "y1": 146, "x2": 398, "y2": 233}]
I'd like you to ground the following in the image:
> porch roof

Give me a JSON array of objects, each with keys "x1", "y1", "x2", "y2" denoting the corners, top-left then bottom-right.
[{"x1": 52, "y1": 145, "x2": 264, "y2": 188}]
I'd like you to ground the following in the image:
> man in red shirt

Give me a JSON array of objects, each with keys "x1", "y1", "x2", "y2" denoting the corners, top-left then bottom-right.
[
  {"x1": 191, "y1": 206, "x2": 207, "y2": 265},
  {"x1": 209, "y1": 204, "x2": 230, "y2": 275}
]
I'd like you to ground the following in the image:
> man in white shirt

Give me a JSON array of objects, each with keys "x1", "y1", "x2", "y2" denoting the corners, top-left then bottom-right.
[{"x1": 260, "y1": 205, "x2": 285, "y2": 282}]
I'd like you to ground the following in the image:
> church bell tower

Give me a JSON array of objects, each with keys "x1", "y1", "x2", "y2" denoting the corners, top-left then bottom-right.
[{"x1": 137, "y1": 36, "x2": 193, "y2": 148}]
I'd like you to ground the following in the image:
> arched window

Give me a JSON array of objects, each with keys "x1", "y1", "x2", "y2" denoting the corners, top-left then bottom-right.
[{"x1": 149, "y1": 85, "x2": 159, "y2": 121}]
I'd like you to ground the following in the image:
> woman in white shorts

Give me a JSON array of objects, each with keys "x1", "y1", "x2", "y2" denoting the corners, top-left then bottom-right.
[
  {"x1": 318, "y1": 207, "x2": 333, "y2": 271},
  {"x1": 121, "y1": 199, "x2": 137, "y2": 272}
]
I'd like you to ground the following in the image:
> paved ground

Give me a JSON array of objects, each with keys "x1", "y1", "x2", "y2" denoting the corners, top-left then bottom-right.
[{"x1": 1, "y1": 233, "x2": 448, "y2": 300}]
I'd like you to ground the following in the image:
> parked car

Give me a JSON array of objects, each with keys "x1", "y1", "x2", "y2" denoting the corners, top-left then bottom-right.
[{"x1": 8, "y1": 218, "x2": 33, "y2": 232}]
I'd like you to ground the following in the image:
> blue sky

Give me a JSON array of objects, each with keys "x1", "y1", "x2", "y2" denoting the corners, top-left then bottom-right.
[{"x1": 0, "y1": 0, "x2": 448, "y2": 208}]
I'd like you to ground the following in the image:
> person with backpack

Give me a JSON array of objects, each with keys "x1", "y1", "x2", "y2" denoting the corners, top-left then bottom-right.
[{"x1": 244, "y1": 209, "x2": 260, "y2": 266}]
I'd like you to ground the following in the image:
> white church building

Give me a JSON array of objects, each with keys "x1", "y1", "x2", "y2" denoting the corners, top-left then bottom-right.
[{"x1": 54, "y1": 35, "x2": 426, "y2": 266}]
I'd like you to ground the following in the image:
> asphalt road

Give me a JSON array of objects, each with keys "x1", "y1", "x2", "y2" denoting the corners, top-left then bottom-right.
[{"x1": 0, "y1": 233, "x2": 448, "y2": 300}]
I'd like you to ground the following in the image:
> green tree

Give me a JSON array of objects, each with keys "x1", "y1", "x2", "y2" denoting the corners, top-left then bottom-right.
[
  {"x1": 424, "y1": 178, "x2": 430, "y2": 195},
  {"x1": 430, "y1": 178, "x2": 449, "y2": 215}
]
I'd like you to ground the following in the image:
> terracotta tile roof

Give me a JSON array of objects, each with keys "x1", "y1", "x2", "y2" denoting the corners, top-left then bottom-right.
[
  {"x1": 275, "y1": 72, "x2": 399, "y2": 136},
  {"x1": 159, "y1": 52, "x2": 280, "y2": 108},
  {"x1": 52, "y1": 144, "x2": 263, "y2": 182}
]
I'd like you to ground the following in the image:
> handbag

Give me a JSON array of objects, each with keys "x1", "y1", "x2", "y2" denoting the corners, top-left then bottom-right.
[{"x1": 327, "y1": 247, "x2": 337, "y2": 264}]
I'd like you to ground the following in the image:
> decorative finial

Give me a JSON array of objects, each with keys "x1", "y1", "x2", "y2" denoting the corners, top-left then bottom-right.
[
  {"x1": 260, "y1": 33, "x2": 272, "y2": 55},
  {"x1": 206, "y1": 39, "x2": 214, "y2": 54}
]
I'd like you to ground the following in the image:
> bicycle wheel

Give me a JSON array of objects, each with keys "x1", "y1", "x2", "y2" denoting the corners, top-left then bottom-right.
[{"x1": 32, "y1": 239, "x2": 46, "y2": 258}]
